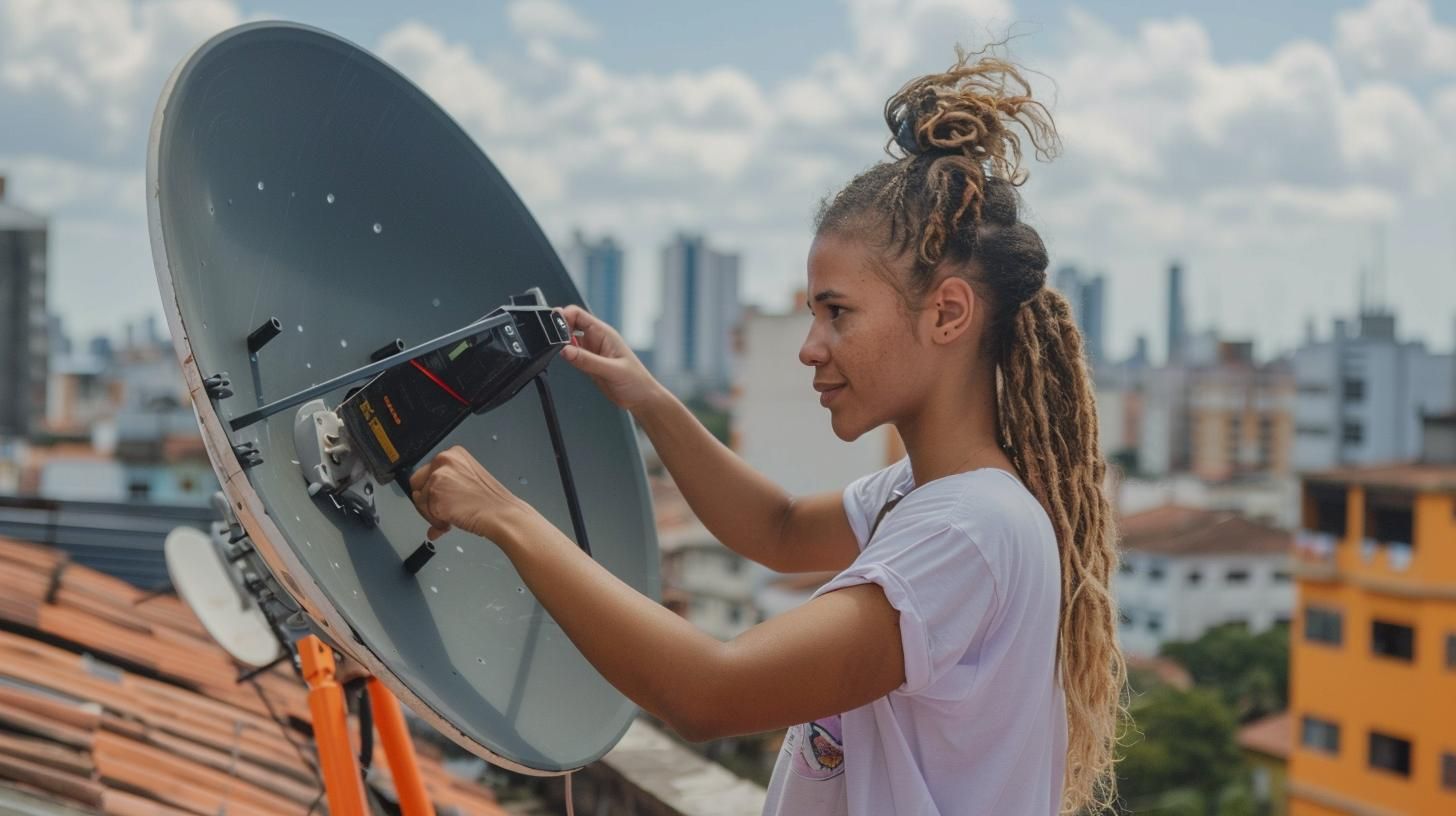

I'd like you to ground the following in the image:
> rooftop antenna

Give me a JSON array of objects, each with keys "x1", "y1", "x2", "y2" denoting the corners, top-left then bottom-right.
[
  {"x1": 1372, "y1": 222, "x2": 1389, "y2": 313},
  {"x1": 147, "y1": 22, "x2": 658, "y2": 812}
]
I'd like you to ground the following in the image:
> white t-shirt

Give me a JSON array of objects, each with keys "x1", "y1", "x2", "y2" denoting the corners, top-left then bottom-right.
[{"x1": 762, "y1": 457, "x2": 1067, "y2": 815}]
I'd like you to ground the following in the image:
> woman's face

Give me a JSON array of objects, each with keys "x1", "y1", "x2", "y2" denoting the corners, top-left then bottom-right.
[{"x1": 799, "y1": 233, "x2": 937, "y2": 441}]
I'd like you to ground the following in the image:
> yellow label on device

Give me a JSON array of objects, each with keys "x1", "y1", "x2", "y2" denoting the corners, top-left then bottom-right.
[{"x1": 360, "y1": 400, "x2": 400, "y2": 463}]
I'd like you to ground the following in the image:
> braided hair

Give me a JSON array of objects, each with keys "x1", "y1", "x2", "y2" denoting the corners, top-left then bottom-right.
[{"x1": 815, "y1": 48, "x2": 1126, "y2": 814}]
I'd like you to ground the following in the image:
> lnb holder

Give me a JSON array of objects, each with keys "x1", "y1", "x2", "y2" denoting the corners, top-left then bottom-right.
[
  {"x1": 337, "y1": 288, "x2": 572, "y2": 484},
  {"x1": 289, "y1": 288, "x2": 592, "y2": 559}
]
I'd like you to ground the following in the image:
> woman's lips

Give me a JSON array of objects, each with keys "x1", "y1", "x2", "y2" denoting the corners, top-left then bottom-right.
[{"x1": 818, "y1": 384, "x2": 845, "y2": 407}]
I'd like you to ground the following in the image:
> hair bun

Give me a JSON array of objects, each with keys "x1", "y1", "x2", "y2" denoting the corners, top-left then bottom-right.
[
  {"x1": 891, "y1": 91, "x2": 940, "y2": 156},
  {"x1": 883, "y1": 48, "x2": 1059, "y2": 183}
]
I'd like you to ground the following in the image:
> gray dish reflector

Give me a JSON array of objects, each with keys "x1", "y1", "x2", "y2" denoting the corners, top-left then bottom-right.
[{"x1": 146, "y1": 20, "x2": 658, "y2": 774}]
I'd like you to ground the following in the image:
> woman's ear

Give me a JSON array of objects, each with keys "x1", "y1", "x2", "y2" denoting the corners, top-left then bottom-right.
[{"x1": 924, "y1": 276, "x2": 976, "y2": 346}]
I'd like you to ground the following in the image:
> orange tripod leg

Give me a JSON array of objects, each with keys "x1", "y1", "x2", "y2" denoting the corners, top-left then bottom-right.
[
  {"x1": 299, "y1": 636, "x2": 369, "y2": 816},
  {"x1": 367, "y1": 678, "x2": 436, "y2": 816}
]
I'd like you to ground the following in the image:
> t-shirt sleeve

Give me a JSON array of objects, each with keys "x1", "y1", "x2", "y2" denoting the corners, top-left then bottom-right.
[
  {"x1": 840, "y1": 457, "x2": 909, "y2": 548},
  {"x1": 812, "y1": 512, "x2": 999, "y2": 695}
]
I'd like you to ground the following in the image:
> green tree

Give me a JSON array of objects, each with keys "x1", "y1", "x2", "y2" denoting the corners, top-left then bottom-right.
[
  {"x1": 1159, "y1": 622, "x2": 1289, "y2": 722},
  {"x1": 1119, "y1": 686, "x2": 1245, "y2": 815}
]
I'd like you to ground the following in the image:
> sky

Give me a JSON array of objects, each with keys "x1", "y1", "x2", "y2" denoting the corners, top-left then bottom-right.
[{"x1": 3, "y1": 0, "x2": 1456, "y2": 361}]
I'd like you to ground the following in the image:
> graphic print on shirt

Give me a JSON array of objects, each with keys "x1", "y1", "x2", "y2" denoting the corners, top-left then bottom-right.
[{"x1": 785, "y1": 714, "x2": 845, "y2": 780}]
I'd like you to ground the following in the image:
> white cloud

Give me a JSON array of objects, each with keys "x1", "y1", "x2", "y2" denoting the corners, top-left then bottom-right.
[
  {"x1": 0, "y1": 153, "x2": 144, "y2": 217},
  {"x1": 506, "y1": 0, "x2": 597, "y2": 42},
  {"x1": 1335, "y1": 0, "x2": 1456, "y2": 79},
  {"x1": 377, "y1": 22, "x2": 516, "y2": 137},
  {"x1": 0, "y1": 0, "x2": 241, "y2": 149},
  {"x1": 1031, "y1": 8, "x2": 1451, "y2": 232},
  {"x1": 4, "y1": 0, "x2": 1455, "y2": 357}
]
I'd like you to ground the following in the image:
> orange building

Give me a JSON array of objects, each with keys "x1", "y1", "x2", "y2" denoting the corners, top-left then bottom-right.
[{"x1": 1288, "y1": 463, "x2": 1456, "y2": 814}]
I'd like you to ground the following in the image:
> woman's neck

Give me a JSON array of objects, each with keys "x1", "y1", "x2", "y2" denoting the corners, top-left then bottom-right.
[{"x1": 897, "y1": 364, "x2": 1013, "y2": 487}]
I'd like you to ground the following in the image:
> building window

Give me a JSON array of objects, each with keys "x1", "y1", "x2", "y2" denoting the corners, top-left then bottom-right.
[
  {"x1": 1147, "y1": 613, "x2": 1163, "y2": 634},
  {"x1": 1443, "y1": 753, "x2": 1456, "y2": 791},
  {"x1": 1187, "y1": 570, "x2": 1203, "y2": 586},
  {"x1": 1366, "y1": 490, "x2": 1415, "y2": 547},
  {"x1": 1226, "y1": 568, "x2": 1250, "y2": 584},
  {"x1": 1301, "y1": 717, "x2": 1340, "y2": 754},
  {"x1": 1372, "y1": 621, "x2": 1415, "y2": 662},
  {"x1": 1147, "y1": 562, "x2": 1165, "y2": 582},
  {"x1": 1342, "y1": 378, "x2": 1365, "y2": 402},
  {"x1": 1296, "y1": 424, "x2": 1331, "y2": 437},
  {"x1": 1119, "y1": 610, "x2": 1133, "y2": 627},
  {"x1": 1305, "y1": 607, "x2": 1343, "y2": 646},
  {"x1": 1119, "y1": 560, "x2": 1135, "y2": 576},
  {"x1": 1447, "y1": 633, "x2": 1456, "y2": 669},
  {"x1": 1342, "y1": 422, "x2": 1364, "y2": 444},
  {"x1": 1305, "y1": 483, "x2": 1348, "y2": 538},
  {"x1": 1369, "y1": 732, "x2": 1412, "y2": 777},
  {"x1": 1272, "y1": 570, "x2": 1292, "y2": 583}
]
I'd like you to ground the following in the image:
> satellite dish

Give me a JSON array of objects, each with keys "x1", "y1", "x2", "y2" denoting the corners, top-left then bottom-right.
[
  {"x1": 147, "y1": 21, "x2": 658, "y2": 775},
  {"x1": 164, "y1": 525, "x2": 284, "y2": 668}
]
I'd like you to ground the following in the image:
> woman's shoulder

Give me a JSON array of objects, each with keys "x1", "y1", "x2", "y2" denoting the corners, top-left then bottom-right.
[{"x1": 903, "y1": 468, "x2": 1059, "y2": 570}]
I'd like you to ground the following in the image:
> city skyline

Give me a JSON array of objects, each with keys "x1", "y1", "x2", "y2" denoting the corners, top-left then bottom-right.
[{"x1": 4, "y1": 0, "x2": 1456, "y2": 362}]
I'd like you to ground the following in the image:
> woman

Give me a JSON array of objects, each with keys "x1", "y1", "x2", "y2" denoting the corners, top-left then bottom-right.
[{"x1": 410, "y1": 50, "x2": 1124, "y2": 815}]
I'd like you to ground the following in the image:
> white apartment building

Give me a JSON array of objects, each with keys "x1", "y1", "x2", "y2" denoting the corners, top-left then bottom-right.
[
  {"x1": 1115, "y1": 505, "x2": 1293, "y2": 656},
  {"x1": 658, "y1": 521, "x2": 757, "y2": 641}
]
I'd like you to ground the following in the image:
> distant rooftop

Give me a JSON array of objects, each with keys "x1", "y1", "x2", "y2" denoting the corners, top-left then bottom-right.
[
  {"x1": 1303, "y1": 463, "x2": 1456, "y2": 493},
  {"x1": 1237, "y1": 710, "x2": 1290, "y2": 761},
  {"x1": 1119, "y1": 505, "x2": 1290, "y2": 556}
]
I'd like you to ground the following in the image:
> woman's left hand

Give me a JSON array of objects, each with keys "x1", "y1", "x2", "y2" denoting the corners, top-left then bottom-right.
[{"x1": 408, "y1": 446, "x2": 532, "y2": 543}]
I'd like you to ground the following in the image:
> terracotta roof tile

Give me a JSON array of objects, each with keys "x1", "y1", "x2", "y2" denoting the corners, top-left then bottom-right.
[
  {"x1": 1119, "y1": 505, "x2": 1290, "y2": 556},
  {"x1": 1125, "y1": 655, "x2": 1193, "y2": 691},
  {"x1": 0, "y1": 535, "x2": 508, "y2": 815},
  {"x1": 1237, "y1": 710, "x2": 1290, "y2": 760}
]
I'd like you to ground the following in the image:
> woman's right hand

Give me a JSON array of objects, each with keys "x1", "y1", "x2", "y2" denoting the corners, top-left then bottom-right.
[{"x1": 554, "y1": 305, "x2": 663, "y2": 414}]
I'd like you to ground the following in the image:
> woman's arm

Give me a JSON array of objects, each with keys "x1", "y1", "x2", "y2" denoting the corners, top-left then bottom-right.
[
  {"x1": 502, "y1": 506, "x2": 904, "y2": 740},
  {"x1": 410, "y1": 447, "x2": 904, "y2": 740},
  {"x1": 632, "y1": 386, "x2": 859, "y2": 574}
]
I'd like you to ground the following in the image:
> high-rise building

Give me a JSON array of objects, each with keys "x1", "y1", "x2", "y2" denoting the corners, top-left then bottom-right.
[
  {"x1": 1292, "y1": 311, "x2": 1454, "y2": 472},
  {"x1": 562, "y1": 230, "x2": 625, "y2": 331},
  {"x1": 1051, "y1": 265, "x2": 1106, "y2": 366},
  {"x1": 0, "y1": 176, "x2": 48, "y2": 439},
  {"x1": 1288, "y1": 428, "x2": 1456, "y2": 814},
  {"x1": 653, "y1": 233, "x2": 740, "y2": 396},
  {"x1": 1167, "y1": 260, "x2": 1187, "y2": 365}
]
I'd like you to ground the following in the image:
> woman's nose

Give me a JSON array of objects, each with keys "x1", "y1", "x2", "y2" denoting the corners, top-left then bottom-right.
[{"x1": 799, "y1": 325, "x2": 828, "y2": 367}]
